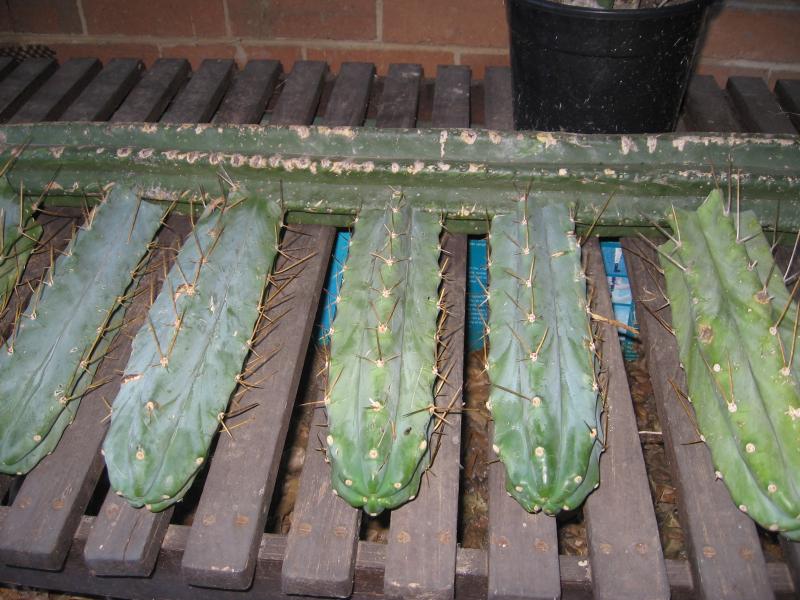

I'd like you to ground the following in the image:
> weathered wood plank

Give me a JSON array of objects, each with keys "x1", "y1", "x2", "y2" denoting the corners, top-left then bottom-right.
[
  {"x1": 270, "y1": 61, "x2": 328, "y2": 126},
  {"x1": 323, "y1": 62, "x2": 375, "y2": 127},
  {"x1": 0, "y1": 58, "x2": 56, "y2": 122},
  {"x1": 0, "y1": 57, "x2": 17, "y2": 82},
  {"x1": 160, "y1": 59, "x2": 234, "y2": 124},
  {"x1": 774, "y1": 79, "x2": 800, "y2": 134},
  {"x1": 59, "y1": 58, "x2": 143, "y2": 122},
  {"x1": 779, "y1": 538, "x2": 800, "y2": 598},
  {"x1": 376, "y1": 64, "x2": 422, "y2": 128},
  {"x1": 726, "y1": 76, "x2": 796, "y2": 134},
  {"x1": 9, "y1": 58, "x2": 100, "y2": 123},
  {"x1": 111, "y1": 59, "x2": 190, "y2": 123},
  {"x1": 683, "y1": 75, "x2": 742, "y2": 133},
  {"x1": 383, "y1": 233, "x2": 465, "y2": 600},
  {"x1": 431, "y1": 66, "x2": 471, "y2": 129},
  {"x1": 488, "y1": 435, "x2": 560, "y2": 600},
  {"x1": 623, "y1": 238, "x2": 775, "y2": 600},
  {"x1": 212, "y1": 60, "x2": 281, "y2": 125},
  {"x1": 582, "y1": 238, "x2": 669, "y2": 600},
  {"x1": 483, "y1": 67, "x2": 513, "y2": 131}
]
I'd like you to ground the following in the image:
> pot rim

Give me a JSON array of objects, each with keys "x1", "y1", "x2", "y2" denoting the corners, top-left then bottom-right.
[{"x1": 507, "y1": 0, "x2": 718, "y2": 20}]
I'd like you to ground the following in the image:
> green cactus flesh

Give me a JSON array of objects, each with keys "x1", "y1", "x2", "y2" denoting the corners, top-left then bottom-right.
[
  {"x1": 102, "y1": 189, "x2": 281, "y2": 511},
  {"x1": 325, "y1": 199, "x2": 442, "y2": 516},
  {"x1": 0, "y1": 186, "x2": 164, "y2": 474},
  {"x1": 486, "y1": 200, "x2": 603, "y2": 515},
  {"x1": 0, "y1": 180, "x2": 41, "y2": 310},
  {"x1": 662, "y1": 189, "x2": 800, "y2": 540}
]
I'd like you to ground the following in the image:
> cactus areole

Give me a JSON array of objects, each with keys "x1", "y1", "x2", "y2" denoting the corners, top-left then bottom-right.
[{"x1": 0, "y1": 123, "x2": 799, "y2": 232}]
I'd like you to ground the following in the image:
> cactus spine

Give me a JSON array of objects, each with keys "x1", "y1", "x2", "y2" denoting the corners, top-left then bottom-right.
[
  {"x1": 0, "y1": 185, "x2": 163, "y2": 474},
  {"x1": 662, "y1": 190, "x2": 800, "y2": 539},
  {"x1": 326, "y1": 198, "x2": 442, "y2": 516},
  {"x1": 486, "y1": 200, "x2": 603, "y2": 514},
  {"x1": 0, "y1": 180, "x2": 41, "y2": 311},
  {"x1": 103, "y1": 188, "x2": 281, "y2": 511}
]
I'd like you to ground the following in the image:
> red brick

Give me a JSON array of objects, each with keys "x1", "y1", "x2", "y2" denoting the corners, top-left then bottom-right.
[
  {"x1": 0, "y1": 3, "x2": 13, "y2": 32},
  {"x1": 306, "y1": 47, "x2": 454, "y2": 77},
  {"x1": 160, "y1": 43, "x2": 237, "y2": 69},
  {"x1": 226, "y1": 0, "x2": 270, "y2": 37},
  {"x1": 241, "y1": 44, "x2": 302, "y2": 73},
  {"x1": 695, "y1": 62, "x2": 770, "y2": 88},
  {"x1": 383, "y1": 0, "x2": 507, "y2": 48},
  {"x1": 50, "y1": 42, "x2": 161, "y2": 67},
  {"x1": 701, "y1": 8, "x2": 800, "y2": 64},
  {"x1": 83, "y1": 0, "x2": 226, "y2": 37},
  {"x1": 460, "y1": 52, "x2": 509, "y2": 80},
  {"x1": 7, "y1": 0, "x2": 83, "y2": 34}
]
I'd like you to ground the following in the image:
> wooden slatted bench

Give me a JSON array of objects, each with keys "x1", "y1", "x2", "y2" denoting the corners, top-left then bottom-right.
[{"x1": 0, "y1": 57, "x2": 798, "y2": 600}]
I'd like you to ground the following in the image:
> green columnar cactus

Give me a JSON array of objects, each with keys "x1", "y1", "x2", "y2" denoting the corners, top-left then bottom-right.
[
  {"x1": 662, "y1": 189, "x2": 800, "y2": 539},
  {"x1": 325, "y1": 198, "x2": 442, "y2": 516},
  {"x1": 487, "y1": 200, "x2": 603, "y2": 514},
  {"x1": 0, "y1": 186, "x2": 163, "y2": 474},
  {"x1": 0, "y1": 180, "x2": 41, "y2": 311},
  {"x1": 103, "y1": 188, "x2": 281, "y2": 511}
]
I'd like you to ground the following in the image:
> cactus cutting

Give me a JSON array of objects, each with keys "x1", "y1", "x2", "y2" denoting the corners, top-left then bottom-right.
[
  {"x1": 325, "y1": 197, "x2": 442, "y2": 516},
  {"x1": 0, "y1": 185, "x2": 164, "y2": 474},
  {"x1": 661, "y1": 189, "x2": 800, "y2": 540},
  {"x1": 102, "y1": 186, "x2": 282, "y2": 511},
  {"x1": 486, "y1": 199, "x2": 603, "y2": 515}
]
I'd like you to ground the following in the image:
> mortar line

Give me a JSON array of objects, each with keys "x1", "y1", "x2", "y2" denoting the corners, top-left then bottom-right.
[{"x1": 76, "y1": 0, "x2": 88, "y2": 36}]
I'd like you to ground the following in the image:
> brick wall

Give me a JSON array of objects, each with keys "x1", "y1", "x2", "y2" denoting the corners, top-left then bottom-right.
[{"x1": 0, "y1": 0, "x2": 798, "y2": 85}]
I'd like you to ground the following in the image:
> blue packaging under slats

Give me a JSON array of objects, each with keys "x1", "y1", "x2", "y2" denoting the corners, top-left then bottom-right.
[
  {"x1": 466, "y1": 238, "x2": 488, "y2": 352},
  {"x1": 600, "y1": 240, "x2": 638, "y2": 360},
  {"x1": 318, "y1": 231, "x2": 350, "y2": 344}
]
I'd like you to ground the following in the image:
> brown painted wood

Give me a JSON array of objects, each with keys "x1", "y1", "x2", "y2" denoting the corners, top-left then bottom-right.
[
  {"x1": 431, "y1": 66, "x2": 471, "y2": 129},
  {"x1": 383, "y1": 233, "x2": 465, "y2": 600},
  {"x1": 774, "y1": 79, "x2": 800, "y2": 134},
  {"x1": 582, "y1": 238, "x2": 669, "y2": 600},
  {"x1": 487, "y1": 432, "x2": 560, "y2": 600},
  {"x1": 323, "y1": 62, "x2": 375, "y2": 126},
  {"x1": 0, "y1": 58, "x2": 57, "y2": 122},
  {"x1": 160, "y1": 59, "x2": 234, "y2": 124},
  {"x1": 376, "y1": 64, "x2": 423, "y2": 128},
  {"x1": 281, "y1": 403, "x2": 362, "y2": 597},
  {"x1": 623, "y1": 238, "x2": 775, "y2": 600},
  {"x1": 726, "y1": 76, "x2": 796, "y2": 134},
  {"x1": 59, "y1": 58, "x2": 143, "y2": 121},
  {"x1": 111, "y1": 59, "x2": 190, "y2": 123},
  {"x1": 213, "y1": 60, "x2": 281, "y2": 125},
  {"x1": 0, "y1": 57, "x2": 17, "y2": 82},
  {"x1": 483, "y1": 67, "x2": 513, "y2": 131},
  {"x1": 9, "y1": 58, "x2": 100, "y2": 123},
  {"x1": 270, "y1": 61, "x2": 328, "y2": 126},
  {"x1": 683, "y1": 75, "x2": 742, "y2": 133},
  {"x1": 0, "y1": 217, "x2": 182, "y2": 571}
]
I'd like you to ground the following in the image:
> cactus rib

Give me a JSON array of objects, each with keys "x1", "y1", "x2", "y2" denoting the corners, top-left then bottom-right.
[
  {"x1": 487, "y1": 200, "x2": 603, "y2": 515},
  {"x1": 0, "y1": 185, "x2": 164, "y2": 474},
  {"x1": 662, "y1": 190, "x2": 800, "y2": 539},
  {"x1": 103, "y1": 188, "x2": 281, "y2": 511},
  {"x1": 326, "y1": 199, "x2": 442, "y2": 516},
  {"x1": 0, "y1": 180, "x2": 41, "y2": 313}
]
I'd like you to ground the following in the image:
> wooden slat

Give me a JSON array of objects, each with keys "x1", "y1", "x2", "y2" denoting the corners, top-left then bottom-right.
[
  {"x1": 431, "y1": 66, "x2": 471, "y2": 128},
  {"x1": 483, "y1": 67, "x2": 513, "y2": 131},
  {"x1": 111, "y1": 59, "x2": 190, "y2": 123},
  {"x1": 774, "y1": 79, "x2": 800, "y2": 134},
  {"x1": 383, "y1": 233, "x2": 465, "y2": 600},
  {"x1": 280, "y1": 61, "x2": 374, "y2": 598},
  {"x1": 726, "y1": 76, "x2": 796, "y2": 134},
  {"x1": 623, "y1": 238, "x2": 775, "y2": 600},
  {"x1": 780, "y1": 538, "x2": 800, "y2": 597},
  {"x1": 582, "y1": 239, "x2": 670, "y2": 600},
  {"x1": 212, "y1": 60, "x2": 281, "y2": 125},
  {"x1": 180, "y1": 59, "x2": 331, "y2": 589},
  {"x1": 0, "y1": 216, "x2": 182, "y2": 571},
  {"x1": 375, "y1": 64, "x2": 422, "y2": 128},
  {"x1": 0, "y1": 57, "x2": 17, "y2": 82},
  {"x1": 487, "y1": 436, "x2": 560, "y2": 600},
  {"x1": 9, "y1": 58, "x2": 101, "y2": 123},
  {"x1": 59, "y1": 58, "x2": 143, "y2": 121},
  {"x1": 0, "y1": 58, "x2": 56, "y2": 122},
  {"x1": 682, "y1": 75, "x2": 742, "y2": 133},
  {"x1": 323, "y1": 62, "x2": 375, "y2": 126},
  {"x1": 270, "y1": 61, "x2": 328, "y2": 126},
  {"x1": 160, "y1": 59, "x2": 234, "y2": 124}
]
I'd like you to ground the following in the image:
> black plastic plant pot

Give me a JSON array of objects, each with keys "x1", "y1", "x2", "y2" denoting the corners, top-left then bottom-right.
[{"x1": 507, "y1": 0, "x2": 717, "y2": 133}]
